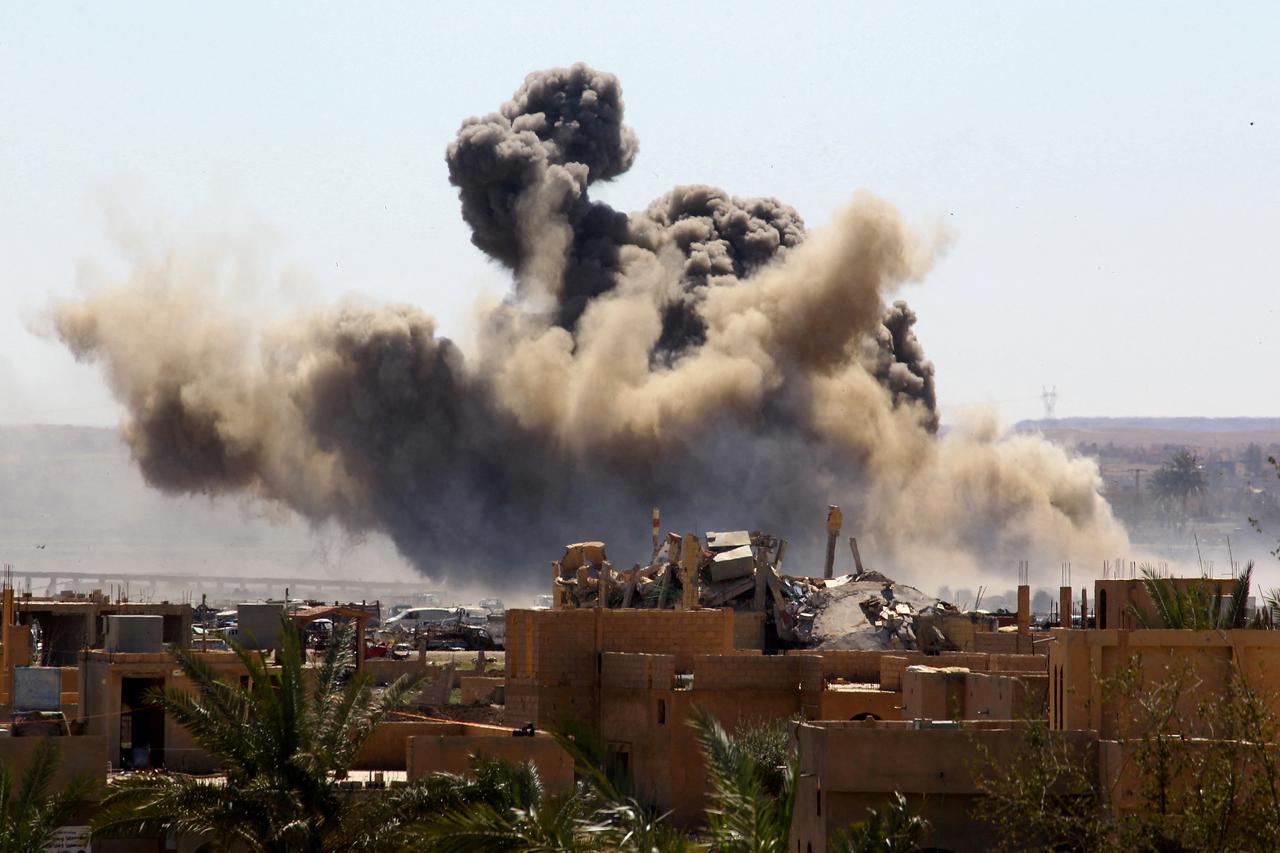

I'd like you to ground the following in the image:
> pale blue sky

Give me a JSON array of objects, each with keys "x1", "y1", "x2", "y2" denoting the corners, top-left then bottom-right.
[{"x1": 2, "y1": 2, "x2": 1277, "y2": 426}]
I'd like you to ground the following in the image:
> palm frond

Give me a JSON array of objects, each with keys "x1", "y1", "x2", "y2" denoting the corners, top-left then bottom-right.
[
  {"x1": 0, "y1": 739, "x2": 95, "y2": 853},
  {"x1": 830, "y1": 792, "x2": 930, "y2": 853},
  {"x1": 1134, "y1": 563, "x2": 1256, "y2": 630},
  {"x1": 13, "y1": 737, "x2": 60, "y2": 826},
  {"x1": 689, "y1": 705, "x2": 796, "y2": 853}
]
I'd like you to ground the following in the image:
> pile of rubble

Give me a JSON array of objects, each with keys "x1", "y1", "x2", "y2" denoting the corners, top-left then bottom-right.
[{"x1": 550, "y1": 529, "x2": 958, "y2": 651}]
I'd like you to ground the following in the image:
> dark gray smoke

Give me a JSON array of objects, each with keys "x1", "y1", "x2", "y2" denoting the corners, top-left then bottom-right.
[{"x1": 54, "y1": 64, "x2": 1127, "y2": 585}]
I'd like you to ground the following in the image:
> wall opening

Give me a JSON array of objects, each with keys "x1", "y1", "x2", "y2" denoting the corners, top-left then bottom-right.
[
  {"x1": 1098, "y1": 589, "x2": 1108, "y2": 629},
  {"x1": 120, "y1": 676, "x2": 166, "y2": 769},
  {"x1": 608, "y1": 742, "x2": 632, "y2": 779},
  {"x1": 657, "y1": 698, "x2": 667, "y2": 725}
]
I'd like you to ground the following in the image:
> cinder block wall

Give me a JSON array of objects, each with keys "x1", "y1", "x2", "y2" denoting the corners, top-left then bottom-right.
[
  {"x1": 597, "y1": 609, "x2": 733, "y2": 670},
  {"x1": 601, "y1": 652, "x2": 676, "y2": 691},
  {"x1": 503, "y1": 608, "x2": 734, "y2": 728},
  {"x1": 964, "y1": 672, "x2": 1048, "y2": 720},
  {"x1": 691, "y1": 653, "x2": 821, "y2": 694}
]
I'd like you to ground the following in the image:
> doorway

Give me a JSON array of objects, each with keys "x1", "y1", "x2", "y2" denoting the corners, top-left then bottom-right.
[{"x1": 120, "y1": 677, "x2": 166, "y2": 769}]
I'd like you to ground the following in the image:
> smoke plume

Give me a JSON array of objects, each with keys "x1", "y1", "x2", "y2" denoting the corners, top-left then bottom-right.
[{"x1": 53, "y1": 64, "x2": 1127, "y2": 585}]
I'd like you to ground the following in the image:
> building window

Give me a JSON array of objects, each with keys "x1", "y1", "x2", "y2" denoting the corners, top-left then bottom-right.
[
  {"x1": 657, "y1": 699, "x2": 667, "y2": 725},
  {"x1": 1098, "y1": 589, "x2": 1107, "y2": 629}
]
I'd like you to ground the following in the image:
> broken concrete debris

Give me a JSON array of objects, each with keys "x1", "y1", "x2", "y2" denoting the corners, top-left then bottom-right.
[
  {"x1": 709, "y1": 544, "x2": 754, "y2": 582},
  {"x1": 706, "y1": 530, "x2": 751, "y2": 552},
  {"x1": 550, "y1": 528, "x2": 958, "y2": 651}
]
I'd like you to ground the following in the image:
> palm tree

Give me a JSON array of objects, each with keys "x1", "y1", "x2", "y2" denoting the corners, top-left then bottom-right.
[
  {"x1": 1150, "y1": 451, "x2": 1207, "y2": 515},
  {"x1": 829, "y1": 792, "x2": 929, "y2": 852},
  {"x1": 1133, "y1": 561, "x2": 1254, "y2": 630},
  {"x1": 0, "y1": 739, "x2": 95, "y2": 853},
  {"x1": 689, "y1": 706, "x2": 796, "y2": 853},
  {"x1": 91, "y1": 614, "x2": 432, "y2": 851},
  {"x1": 409, "y1": 724, "x2": 691, "y2": 852}
]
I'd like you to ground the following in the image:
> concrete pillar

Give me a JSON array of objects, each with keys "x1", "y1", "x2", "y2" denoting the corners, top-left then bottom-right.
[
  {"x1": 849, "y1": 537, "x2": 865, "y2": 575},
  {"x1": 823, "y1": 505, "x2": 843, "y2": 579},
  {"x1": 550, "y1": 562, "x2": 562, "y2": 610},
  {"x1": 680, "y1": 534, "x2": 701, "y2": 610},
  {"x1": 1059, "y1": 586, "x2": 1073, "y2": 628},
  {"x1": 1017, "y1": 584, "x2": 1031, "y2": 635}
]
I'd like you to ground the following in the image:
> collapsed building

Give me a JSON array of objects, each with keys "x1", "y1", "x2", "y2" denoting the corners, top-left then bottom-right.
[{"x1": 549, "y1": 508, "x2": 964, "y2": 653}]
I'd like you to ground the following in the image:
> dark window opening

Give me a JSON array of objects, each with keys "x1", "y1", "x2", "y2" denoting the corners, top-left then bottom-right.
[
  {"x1": 610, "y1": 746, "x2": 631, "y2": 778},
  {"x1": 1098, "y1": 589, "x2": 1108, "y2": 629},
  {"x1": 657, "y1": 699, "x2": 667, "y2": 725},
  {"x1": 120, "y1": 677, "x2": 166, "y2": 769}
]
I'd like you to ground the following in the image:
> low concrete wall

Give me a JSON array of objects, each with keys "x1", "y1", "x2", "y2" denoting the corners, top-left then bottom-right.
[
  {"x1": 902, "y1": 666, "x2": 968, "y2": 720},
  {"x1": 459, "y1": 676, "x2": 504, "y2": 705},
  {"x1": 363, "y1": 657, "x2": 441, "y2": 684},
  {"x1": 0, "y1": 735, "x2": 108, "y2": 792},
  {"x1": 363, "y1": 659, "x2": 455, "y2": 707},
  {"x1": 964, "y1": 672, "x2": 1048, "y2": 720},
  {"x1": 791, "y1": 721, "x2": 1098, "y2": 853},
  {"x1": 355, "y1": 721, "x2": 467, "y2": 770},
  {"x1": 820, "y1": 687, "x2": 902, "y2": 721},
  {"x1": 988, "y1": 653, "x2": 1047, "y2": 673},
  {"x1": 406, "y1": 730, "x2": 573, "y2": 795}
]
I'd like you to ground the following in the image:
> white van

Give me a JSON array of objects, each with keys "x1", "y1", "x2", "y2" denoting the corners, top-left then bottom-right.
[{"x1": 383, "y1": 607, "x2": 455, "y2": 630}]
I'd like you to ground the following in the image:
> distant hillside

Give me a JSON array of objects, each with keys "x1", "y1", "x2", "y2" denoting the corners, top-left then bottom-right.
[
  {"x1": 1017, "y1": 417, "x2": 1280, "y2": 433},
  {"x1": 1013, "y1": 417, "x2": 1280, "y2": 451},
  {"x1": 0, "y1": 424, "x2": 412, "y2": 580}
]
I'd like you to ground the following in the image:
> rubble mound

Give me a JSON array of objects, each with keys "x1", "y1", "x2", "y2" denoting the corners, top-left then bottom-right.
[{"x1": 809, "y1": 576, "x2": 951, "y2": 651}]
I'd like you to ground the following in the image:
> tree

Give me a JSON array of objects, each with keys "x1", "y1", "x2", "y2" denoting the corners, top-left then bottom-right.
[
  {"x1": 0, "y1": 739, "x2": 95, "y2": 853},
  {"x1": 91, "y1": 614, "x2": 431, "y2": 851},
  {"x1": 404, "y1": 756, "x2": 603, "y2": 853},
  {"x1": 1249, "y1": 454, "x2": 1280, "y2": 559},
  {"x1": 974, "y1": 657, "x2": 1280, "y2": 851},
  {"x1": 1132, "y1": 561, "x2": 1254, "y2": 630},
  {"x1": 830, "y1": 793, "x2": 930, "y2": 853},
  {"x1": 1149, "y1": 450, "x2": 1207, "y2": 515},
  {"x1": 690, "y1": 706, "x2": 797, "y2": 853},
  {"x1": 971, "y1": 720, "x2": 1108, "y2": 852}
]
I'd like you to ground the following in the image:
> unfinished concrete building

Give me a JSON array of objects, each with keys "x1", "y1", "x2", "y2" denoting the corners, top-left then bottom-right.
[{"x1": 15, "y1": 594, "x2": 191, "y2": 665}]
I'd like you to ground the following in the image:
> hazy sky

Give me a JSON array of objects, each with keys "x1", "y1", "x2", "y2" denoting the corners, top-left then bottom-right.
[{"x1": 2, "y1": 2, "x2": 1277, "y2": 427}]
